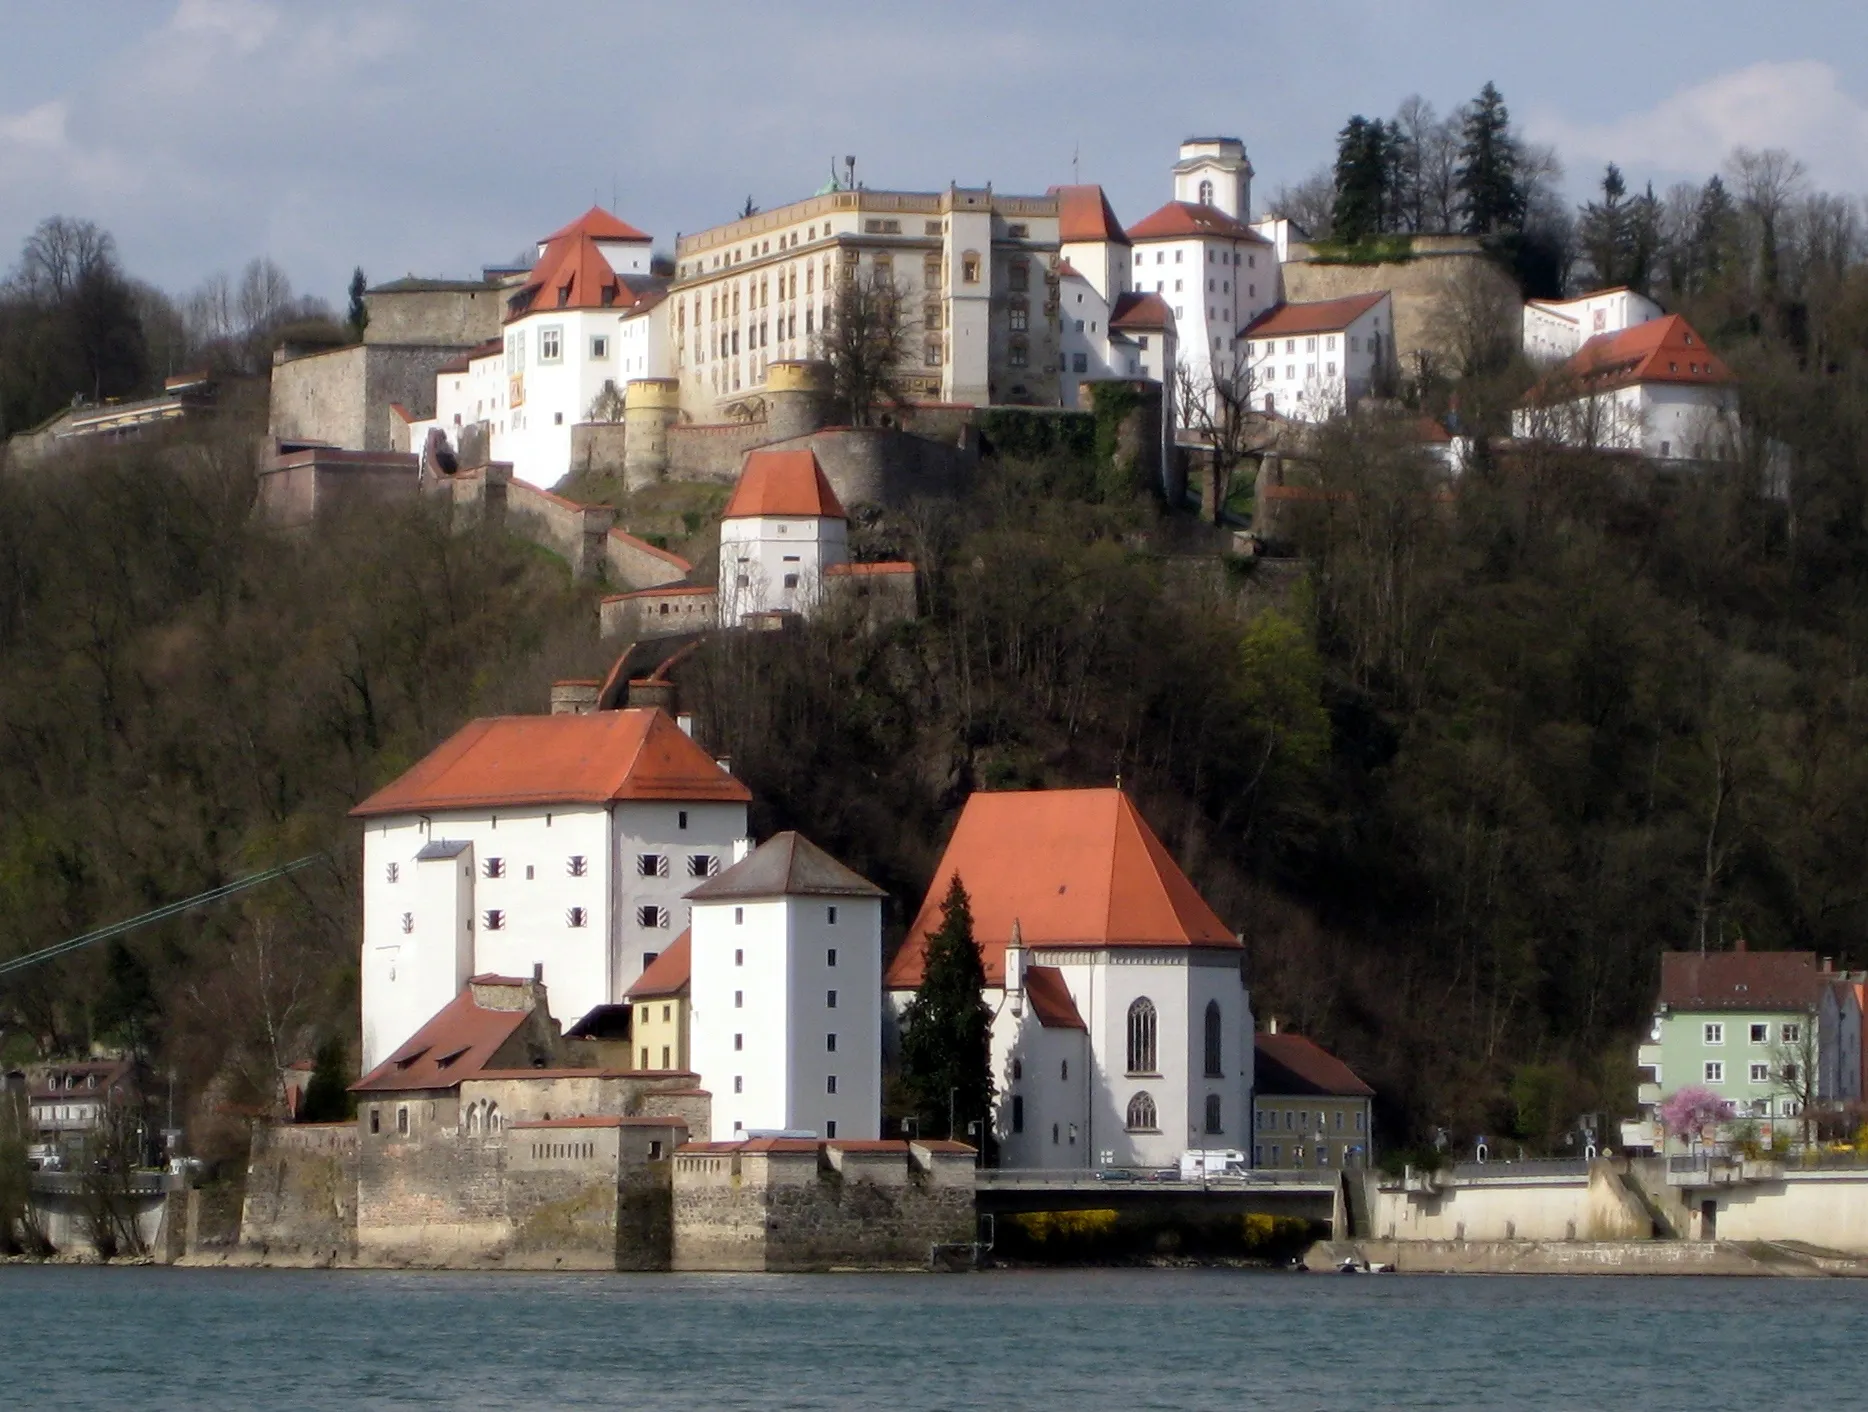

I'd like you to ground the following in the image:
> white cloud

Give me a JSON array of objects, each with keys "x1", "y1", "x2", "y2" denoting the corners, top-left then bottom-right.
[{"x1": 1529, "y1": 61, "x2": 1868, "y2": 194}]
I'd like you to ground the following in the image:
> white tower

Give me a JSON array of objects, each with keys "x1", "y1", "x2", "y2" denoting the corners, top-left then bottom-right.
[
  {"x1": 717, "y1": 449, "x2": 850, "y2": 626},
  {"x1": 686, "y1": 832, "x2": 884, "y2": 1139},
  {"x1": 1173, "y1": 138, "x2": 1253, "y2": 220}
]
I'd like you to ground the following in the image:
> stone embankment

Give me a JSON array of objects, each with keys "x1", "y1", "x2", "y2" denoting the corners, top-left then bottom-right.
[{"x1": 1307, "y1": 1238, "x2": 1868, "y2": 1277}]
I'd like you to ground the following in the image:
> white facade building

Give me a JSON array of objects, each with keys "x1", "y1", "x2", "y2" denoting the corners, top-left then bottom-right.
[
  {"x1": 351, "y1": 708, "x2": 751, "y2": 1072},
  {"x1": 885, "y1": 788, "x2": 1252, "y2": 1170},
  {"x1": 686, "y1": 832, "x2": 885, "y2": 1141},
  {"x1": 715, "y1": 448, "x2": 851, "y2": 626},
  {"x1": 1242, "y1": 292, "x2": 1395, "y2": 421},
  {"x1": 1523, "y1": 287, "x2": 1664, "y2": 363}
]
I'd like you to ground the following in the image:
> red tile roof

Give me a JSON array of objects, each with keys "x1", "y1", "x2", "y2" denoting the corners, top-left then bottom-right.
[
  {"x1": 1658, "y1": 950, "x2": 1824, "y2": 1012},
  {"x1": 722, "y1": 449, "x2": 847, "y2": 520},
  {"x1": 1242, "y1": 294, "x2": 1388, "y2": 339},
  {"x1": 1254, "y1": 1033, "x2": 1375, "y2": 1098},
  {"x1": 508, "y1": 209, "x2": 651, "y2": 324},
  {"x1": 1023, "y1": 965, "x2": 1086, "y2": 1030},
  {"x1": 824, "y1": 561, "x2": 914, "y2": 576},
  {"x1": 350, "y1": 707, "x2": 750, "y2": 816},
  {"x1": 510, "y1": 1115, "x2": 688, "y2": 1129},
  {"x1": 352, "y1": 989, "x2": 532, "y2": 1093},
  {"x1": 1110, "y1": 291, "x2": 1175, "y2": 332},
  {"x1": 626, "y1": 930, "x2": 691, "y2": 999},
  {"x1": 885, "y1": 788, "x2": 1238, "y2": 988},
  {"x1": 1127, "y1": 201, "x2": 1268, "y2": 243},
  {"x1": 541, "y1": 206, "x2": 651, "y2": 245},
  {"x1": 1051, "y1": 185, "x2": 1131, "y2": 247},
  {"x1": 1531, "y1": 314, "x2": 1732, "y2": 398}
]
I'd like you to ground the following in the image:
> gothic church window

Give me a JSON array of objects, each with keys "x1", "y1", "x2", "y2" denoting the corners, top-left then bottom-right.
[
  {"x1": 1126, "y1": 1091, "x2": 1157, "y2": 1131},
  {"x1": 1204, "y1": 1001, "x2": 1223, "y2": 1077},
  {"x1": 1126, "y1": 998, "x2": 1158, "y2": 1074}
]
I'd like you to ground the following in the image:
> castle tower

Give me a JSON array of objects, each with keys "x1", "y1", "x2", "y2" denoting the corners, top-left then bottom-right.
[
  {"x1": 622, "y1": 378, "x2": 680, "y2": 490},
  {"x1": 717, "y1": 449, "x2": 849, "y2": 626},
  {"x1": 764, "y1": 359, "x2": 834, "y2": 443},
  {"x1": 1173, "y1": 138, "x2": 1253, "y2": 220}
]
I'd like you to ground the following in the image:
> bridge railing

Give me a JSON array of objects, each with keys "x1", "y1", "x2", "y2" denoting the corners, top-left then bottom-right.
[{"x1": 978, "y1": 1167, "x2": 1337, "y2": 1188}]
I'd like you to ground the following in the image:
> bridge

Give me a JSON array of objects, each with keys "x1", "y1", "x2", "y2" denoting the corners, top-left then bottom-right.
[{"x1": 976, "y1": 1167, "x2": 1348, "y2": 1235}]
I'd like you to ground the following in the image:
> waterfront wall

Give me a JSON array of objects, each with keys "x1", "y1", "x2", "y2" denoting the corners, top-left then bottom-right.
[
  {"x1": 238, "y1": 1122, "x2": 359, "y2": 1265},
  {"x1": 1369, "y1": 1161, "x2": 1651, "y2": 1243}
]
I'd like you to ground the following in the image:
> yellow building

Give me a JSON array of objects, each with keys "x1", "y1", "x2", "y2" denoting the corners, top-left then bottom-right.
[
  {"x1": 1252, "y1": 1026, "x2": 1375, "y2": 1171},
  {"x1": 628, "y1": 930, "x2": 690, "y2": 1072}
]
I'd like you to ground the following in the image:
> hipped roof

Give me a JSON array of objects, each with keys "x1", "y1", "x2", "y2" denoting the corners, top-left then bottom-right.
[
  {"x1": 1242, "y1": 293, "x2": 1388, "y2": 339},
  {"x1": 1254, "y1": 1033, "x2": 1375, "y2": 1098},
  {"x1": 1110, "y1": 291, "x2": 1175, "y2": 332},
  {"x1": 351, "y1": 988, "x2": 530, "y2": 1093},
  {"x1": 1529, "y1": 314, "x2": 1733, "y2": 400},
  {"x1": 886, "y1": 788, "x2": 1237, "y2": 988},
  {"x1": 687, "y1": 831, "x2": 885, "y2": 902},
  {"x1": 722, "y1": 449, "x2": 847, "y2": 520},
  {"x1": 1658, "y1": 951, "x2": 1824, "y2": 1012},
  {"x1": 1050, "y1": 185, "x2": 1131, "y2": 247},
  {"x1": 507, "y1": 208, "x2": 652, "y2": 323},
  {"x1": 1127, "y1": 201, "x2": 1267, "y2": 243}
]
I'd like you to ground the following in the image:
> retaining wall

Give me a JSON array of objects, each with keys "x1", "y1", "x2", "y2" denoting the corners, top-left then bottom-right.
[
  {"x1": 238, "y1": 1122, "x2": 359, "y2": 1264},
  {"x1": 1281, "y1": 249, "x2": 1521, "y2": 376},
  {"x1": 1369, "y1": 1161, "x2": 1651, "y2": 1243}
]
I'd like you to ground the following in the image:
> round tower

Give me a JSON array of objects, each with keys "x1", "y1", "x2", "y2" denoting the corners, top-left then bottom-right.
[
  {"x1": 764, "y1": 359, "x2": 834, "y2": 442},
  {"x1": 622, "y1": 378, "x2": 680, "y2": 490}
]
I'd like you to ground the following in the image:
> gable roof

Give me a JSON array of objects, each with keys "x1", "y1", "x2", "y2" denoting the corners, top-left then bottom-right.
[
  {"x1": 1530, "y1": 314, "x2": 1732, "y2": 399},
  {"x1": 1110, "y1": 291, "x2": 1175, "y2": 332},
  {"x1": 1127, "y1": 201, "x2": 1268, "y2": 244},
  {"x1": 507, "y1": 209, "x2": 652, "y2": 324},
  {"x1": 1254, "y1": 1033, "x2": 1375, "y2": 1098},
  {"x1": 351, "y1": 988, "x2": 533, "y2": 1094},
  {"x1": 722, "y1": 449, "x2": 847, "y2": 520},
  {"x1": 350, "y1": 707, "x2": 750, "y2": 817},
  {"x1": 626, "y1": 930, "x2": 691, "y2": 999},
  {"x1": 687, "y1": 831, "x2": 885, "y2": 902},
  {"x1": 1024, "y1": 965, "x2": 1086, "y2": 1030},
  {"x1": 541, "y1": 206, "x2": 651, "y2": 245},
  {"x1": 1658, "y1": 950, "x2": 1824, "y2": 1012},
  {"x1": 1050, "y1": 185, "x2": 1131, "y2": 247},
  {"x1": 886, "y1": 789, "x2": 1237, "y2": 988},
  {"x1": 1242, "y1": 293, "x2": 1388, "y2": 339}
]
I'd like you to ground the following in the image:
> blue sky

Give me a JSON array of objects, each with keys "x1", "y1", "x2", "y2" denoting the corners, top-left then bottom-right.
[{"x1": 3, "y1": 0, "x2": 1865, "y2": 303}]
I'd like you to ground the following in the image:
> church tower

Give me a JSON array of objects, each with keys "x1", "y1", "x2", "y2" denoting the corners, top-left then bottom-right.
[{"x1": 1172, "y1": 138, "x2": 1253, "y2": 220}]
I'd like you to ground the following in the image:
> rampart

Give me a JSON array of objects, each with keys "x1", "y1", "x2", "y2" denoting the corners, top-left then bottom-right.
[
  {"x1": 600, "y1": 584, "x2": 719, "y2": 640},
  {"x1": 269, "y1": 342, "x2": 467, "y2": 452},
  {"x1": 238, "y1": 1121, "x2": 359, "y2": 1265},
  {"x1": 363, "y1": 283, "x2": 504, "y2": 348},
  {"x1": 255, "y1": 449, "x2": 420, "y2": 528},
  {"x1": 1281, "y1": 243, "x2": 1521, "y2": 376}
]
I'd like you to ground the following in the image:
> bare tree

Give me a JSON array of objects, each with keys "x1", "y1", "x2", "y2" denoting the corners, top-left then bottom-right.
[
  {"x1": 1392, "y1": 96, "x2": 1461, "y2": 233},
  {"x1": 1267, "y1": 167, "x2": 1335, "y2": 239},
  {"x1": 236, "y1": 257, "x2": 295, "y2": 346},
  {"x1": 1422, "y1": 258, "x2": 1520, "y2": 380},
  {"x1": 17, "y1": 217, "x2": 116, "y2": 300},
  {"x1": 1175, "y1": 352, "x2": 1263, "y2": 525},
  {"x1": 815, "y1": 263, "x2": 910, "y2": 426},
  {"x1": 1768, "y1": 1017, "x2": 1821, "y2": 1151},
  {"x1": 1727, "y1": 146, "x2": 1808, "y2": 298}
]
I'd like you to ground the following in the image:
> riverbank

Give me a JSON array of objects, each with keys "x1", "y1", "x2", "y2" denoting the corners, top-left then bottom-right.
[{"x1": 1307, "y1": 1237, "x2": 1868, "y2": 1277}]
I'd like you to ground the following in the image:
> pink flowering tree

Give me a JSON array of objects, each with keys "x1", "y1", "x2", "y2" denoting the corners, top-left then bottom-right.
[{"x1": 1657, "y1": 1086, "x2": 1734, "y2": 1151}]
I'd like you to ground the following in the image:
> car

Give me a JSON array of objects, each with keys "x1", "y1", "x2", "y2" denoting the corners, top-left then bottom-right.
[{"x1": 1094, "y1": 1167, "x2": 1137, "y2": 1182}]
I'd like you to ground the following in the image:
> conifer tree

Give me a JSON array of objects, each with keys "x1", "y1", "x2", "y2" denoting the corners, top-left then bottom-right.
[
  {"x1": 346, "y1": 267, "x2": 369, "y2": 342},
  {"x1": 300, "y1": 1035, "x2": 354, "y2": 1123},
  {"x1": 898, "y1": 874, "x2": 993, "y2": 1144},
  {"x1": 1456, "y1": 82, "x2": 1526, "y2": 236},
  {"x1": 1331, "y1": 116, "x2": 1388, "y2": 244},
  {"x1": 1579, "y1": 163, "x2": 1631, "y2": 287}
]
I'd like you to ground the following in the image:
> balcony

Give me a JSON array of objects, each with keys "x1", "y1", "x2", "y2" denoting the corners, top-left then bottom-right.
[
  {"x1": 1637, "y1": 1082, "x2": 1661, "y2": 1106},
  {"x1": 1637, "y1": 1044, "x2": 1662, "y2": 1069}
]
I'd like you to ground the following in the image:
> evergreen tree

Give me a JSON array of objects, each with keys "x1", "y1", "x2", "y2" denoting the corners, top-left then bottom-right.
[
  {"x1": 898, "y1": 875, "x2": 993, "y2": 1144},
  {"x1": 1627, "y1": 182, "x2": 1663, "y2": 297},
  {"x1": 346, "y1": 267, "x2": 369, "y2": 342},
  {"x1": 1456, "y1": 82, "x2": 1526, "y2": 236},
  {"x1": 1578, "y1": 163, "x2": 1631, "y2": 287},
  {"x1": 1693, "y1": 175, "x2": 1738, "y2": 291},
  {"x1": 1331, "y1": 117, "x2": 1401, "y2": 244},
  {"x1": 300, "y1": 1035, "x2": 354, "y2": 1122},
  {"x1": 93, "y1": 940, "x2": 158, "y2": 1058}
]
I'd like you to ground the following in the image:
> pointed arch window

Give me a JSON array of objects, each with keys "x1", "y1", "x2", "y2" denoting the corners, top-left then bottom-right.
[
  {"x1": 1126, "y1": 998, "x2": 1158, "y2": 1075},
  {"x1": 1126, "y1": 1091, "x2": 1158, "y2": 1132},
  {"x1": 1204, "y1": 1000, "x2": 1223, "y2": 1077}
]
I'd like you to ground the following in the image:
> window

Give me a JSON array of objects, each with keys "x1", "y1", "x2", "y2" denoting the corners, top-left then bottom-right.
[
  {"x1": 688, "y1": 853, "x2": 718, "y2": 878},
  {"x1": 1127, "y1": 998, "x2": 1158, "y2": 1074},
  {"x1": 734, "y1": 948, "x2": 743, "y2": 966},
  {"x1": 734, "y1": 1034, "x2": 743, "y2": 1051},
  {"x1": 782, "y1": 573, "x2": 799, "y2": 589},
  {"x1": 1203, "y1": 1000, "x2": 1223, "y2": 1077},
  {"x1": 566, "y1": 907, "x2": 587, "y2": 928},
  {"x1": 734, "y1": 907, "x2": 743, "y2": 925},
  {"x1": 637, "y1": 905, "x2": 668, "y2": 928},
  {"x1": 925, "y1": 339, "x2": 942, "y2": 367},
  {"x1": 826, "y1": 989, "x2": 838, "y2": 1009},
  {"x1": 399, "y1": 910, "x2": 414, "y2": 934},
  {"x1": 827, "y1": 1033, "x2": 837, "y2": 1052},
  {"x1": 1750, "y1": 1063, "x2": 1770, "y2": 1083},
  {"x1": 1204, "y1": 1094, "x2": 1223, "y2": 1134},
  {"x1": 678, "y1": 810, "x2": 688, "y2": 829},
  {"x1": 369, "y1": 1106, "x2": 380, "y2": 1135},
  {"x1": 1704, "y1": 1023, "x2": 1725, "y2": 1045},
  {"x1": 734, "y1": 990, "x2": 743, "y2": 1008},
  {"x1": 826, "y1": 1075, "x2": 838, "y2": 1095},
  {"x1": 1007, "y1": 223, "x2": 1029, "y2": 239},
  {"x1": 825, "y1": 1120, "x2": 838, "y2": 1139},
  {"x1": 961, "y1": 253, "x2": 980, "y2": 283},
  {"x1": 1750, "y1": 1023, "x2": 1768, "y2": 1044},
  {"x1": 642, "y1": 951, "x2": 658, "y2": 971},
  {"x1": 1705, "y1": 1061, "x2": 1725, "y2": 1083},
  {"x1": 1783, "y1": 1062, "x2": 1799, "y2": 1082},
  {"x1": 1198, "y1": 178, "x2": 1213, "y2": 204},
  {"x1": 540, "y1": 326, "x2": 562, "y2": 363},
  {"x1": 385, "y1": 861, "x2": 399, "y2": 883},
  {"x1": 483, "y1": 909, "x2": 505, "y2": 931},
  {"x1": 483, "y1": 857, "x2": 505, "y2": 879},
  {"x1": 662, "y1": 1004, "x2": 670, "y2": 1021},
  {"x1": 636, "y1": 855, "x2": 664, "y2": 880},
  {"x1": 553, "y1": 412, "x2": 563, "y2": 425},
  {"x1": 1008, "y1": 339, "x2": 1028, "y2": 367},
  {"x1": 1008, "y1": 301, "x2": 1028, "y2": 332},
  {"x1": 1356, "y1": 1111, "x2": 1366, "y2": 1133},
  {"x1": 1782, "y1": 1023, "x2": 1802, "y2": 1044},
  {"x1": 1060, "y1": 1060, "x2": 1068, "y2": 1081},
  {"x1": 1126, "y1": 1092, "x2": 1158, "y2": 1132},
  {"x1": 525, "y1": 864, "x2": 534, "y2": 879},
  {"x1": 591, "y1": 335, "x2": 608, "y2": 359},
  {"x1": 1008, "y1": 261, "x2": 1029, "y2": 292},
  {"x1": 659, "y1": 1047, "x2": 670, "y2": 1069},
  {"x1": 1012, "y1": 1095, "x2": 1025, "y2": 1133},
  {"x1": 396, "y1": 1106, "x2": 409, "y2": 1136},
  {"x1": 1072, "y1": 353, "x2": 1087, "y2": 373},
  {"x1": 1012, "y1": 1058, "x2": 1022, "y2": 1081},
  {"x1": 733, "y1": 1076, "x2": 743, "y2": 1093}
]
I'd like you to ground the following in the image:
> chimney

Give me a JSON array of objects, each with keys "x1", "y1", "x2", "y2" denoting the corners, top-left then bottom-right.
[
  {"x1": 550, "y1": 680, "x2": 600, "y2": 715},
  {"x1": 1734, "y1": 937, "x2": 1748, "y2": 953},
  {"x1": 676, "y1": 712, "x2": 696, "y2": 738},
  {"x1": 626, "y1": 678, "x2": 677, "y2": 713},
  {"x1": 1822, "y1": 956, "x2": 1833, "y2": 973}
]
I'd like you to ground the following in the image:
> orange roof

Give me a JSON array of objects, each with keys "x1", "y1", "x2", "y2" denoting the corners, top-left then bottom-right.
[
  {"x1": 1127, "y1": 201, "x2": 1268, "y2": 243},
  {"x1": 824, "y1": 561, "x2": 914, "y2": 577},
  {"x1": 1243, "y1": 294, "x2": 1388, "y2": 339},
  {"x1": 509, "y1": 1115, "x2": 688, "y2": 1129},
  {"x1": 1110, "y1": 291, "x2": 1175, "y2": 332},
  {"x1": 886, "y1": 789, "x2": 1237, "y2": 988},
  {"x1": 1024, "y1": 965, "x2": 1086, "y2": 1030},
  {"x1": 1531, "y1": 314, "x2": 1732, "y2": 398},
  {"x1": 1050, "y1": 185, "x2": 1131, "y2": 247},
  {"x1": 722, "y1": 449, "x2": 847, "y2": 520},
  {"x1": 541, "y1": 206, "x2": 651, "y2": 245},
  {"x1": 350, "y1": 707, "x2": 750, "y2": 816},
  {"x1": 1255, "y1": 1032, "x2": 1375, "y2": 1098},
  {"x1": 626, "y1": 930, "x2": 691, "y2": 998},
  {"x1": 352, "y1": 988, "x2": 531, "y2": 1093},
  {"x1": 508, "y1": 209, "x2": 652, "y2": 324}
]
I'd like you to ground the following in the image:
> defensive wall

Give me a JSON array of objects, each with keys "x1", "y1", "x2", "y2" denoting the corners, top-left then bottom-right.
[
  {"x1": 268, "y1": 342, "x2": 469, "y2": 453},
  {"x1": 255, "y1": 448, "x2": 420, "y2": 528},
  {"x1": 238, "y1": 1121, "x2": 359, "y2": 1265},
  {"x1": 362, "y1": 282, "x2": 505, "y2": 348}
]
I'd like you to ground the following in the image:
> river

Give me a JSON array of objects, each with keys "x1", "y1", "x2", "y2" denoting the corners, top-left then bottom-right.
[{"x1": 2, "y1": 1264, "x2": 1859, "y2": 1409}]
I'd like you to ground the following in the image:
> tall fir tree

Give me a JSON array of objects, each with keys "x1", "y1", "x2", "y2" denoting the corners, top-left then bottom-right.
[
  {"x1": 1692, "y1": 175, "x2": 1737, "y2": 291},
  {"x1": 1456, "y1": 81, "x2": 1526, "y2": 236},
  {"x1": 1331, "y1": 116, "x2": 1387, "y2": 244},
  {"x1": 346, "y1": 266, "x2": 369, "y2": 342},
  {"x1": 1578, "y1": 163, "x2": 1631, "y2": 288},
  {"x1": 898, "y1": 874, "x2": 993, "y2": 1143},
  {"x1": 300, "y1": 1035, "x2": 355, "y2": 1123}
]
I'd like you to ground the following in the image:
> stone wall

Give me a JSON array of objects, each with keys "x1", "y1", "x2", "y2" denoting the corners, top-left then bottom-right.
[
  {"x1": 756, "y1": 425, "x2": 975, "y2": 510},
  {"x1": 269, "y1": 343, "x2": 466, "y2": 452},
  {"x1": 569, "y1": 421, "x2": 630, "y2": 481},
  {"x1": 604, "y1": 528, "x2": 693, "y2": 591},
  {"x1": 238, "y1": 1122, "x2": 359, "y2": 1264},
  {"x1": 666, "y1": 421, "x2": 775, "y2": 482},
  {"x1": 1281, "y1": 248, "x2": 1521, "y2": 376},
  {"x1": 600, "y1": 585, "x2": 718, "y2": 640},
  {"x1": 255, "y1": 449, "x2": 421, "y2": 528},
  {"x1": 506, "y1": 480, "x2": 616, "y2": 580},
  {"x1": 364, "y1": 286, "x2": 503, "y2": 348},
  {"x1": 1369, "y1": 1161, "x2": 1652, "y2": 1243}
]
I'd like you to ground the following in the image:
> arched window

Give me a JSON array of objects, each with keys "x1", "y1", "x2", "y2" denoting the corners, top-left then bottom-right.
[
  {"x1": 1205, "y1": 1093, "x2": 1223, "y2": 1135},
  {"x1": 1204, "y1": 1000, "x2": 1223, "y2": 1077},
  {"x1": 486, "y1": 1103, "x2": 500, "y2": 1133},
  {"x1": 1198, "y1": 179, "x2": 1214, "y2": 206},
  {"x1": 1126, "y1": 1091, "x2": 1158, "y2": 1132},
  {"x1": 465, "y1": 1104, "x2": 480, "y2": 1135},
  {"x1": 1126, "y1": 998, "x2": 1157, "y2": 1075}
]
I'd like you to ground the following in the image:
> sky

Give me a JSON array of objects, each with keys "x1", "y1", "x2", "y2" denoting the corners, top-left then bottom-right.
[{"x1": 3, "y1": 0, "x2": 1866, "y2": 305}]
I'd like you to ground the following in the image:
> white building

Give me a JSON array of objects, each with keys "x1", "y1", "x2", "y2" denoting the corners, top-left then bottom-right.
[
  {"x1": 1514, "y1": 313, "x2": 1739, "y2": 461},
  {"x1": 408, "y1": 207, "x2": 671, "y2": 487},
  {"x1": 350, "y1": 708, "x2": 751, "y2": 1072},
  {"x1": 1242, "y1": 292, "x2": 1396, "y2": 421},
  {"x1": 885, "y1": 788, "x2": 1251, "y2": 1169},
  {"x1": 716, "y1": 448, "x2": 850, "y2": 626},
  {"x1": 1523, "y1": 286, "x2": 1664, "y2": 363},
  {"x1": 686, "y1": 832, "x2": 885, "y2": 1140}
]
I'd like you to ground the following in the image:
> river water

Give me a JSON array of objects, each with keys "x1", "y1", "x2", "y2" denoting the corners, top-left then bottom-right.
[{"x1": 3, "y1": 1264, "x2": 1860, "y2": 1409}]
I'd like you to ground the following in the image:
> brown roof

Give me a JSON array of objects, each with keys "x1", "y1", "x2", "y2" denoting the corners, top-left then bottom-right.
[
  {"x1": 1254, "y1": 1033, "x2": 1375, "y2": 1098},
  {"x1": 508, "y1": 209, "x2": 651, "y2": 323},
  {"x1": 1528, "y1": 314, "x2": 1733, "y2": 399},
  {"x1": 351, "y1": 989, "x2": 532, "y2": 1093},
  {"x1": 1110, "y1": 291, "x2": 1175, "y2": 332},
  {"x1": 1658, "y1": 951, "x2": 1824, "y2": 1012},
  {"x1": 350, "y1": 707, "x2": 750, "y2": 816},
  {"x1": 722, "y1": 449, "x2": 847, "y2": 520},
  {"x1": 824, "y1": 561, "x2": 915, "y2": 577},
  {"x1": 886, "y1": 789, "x2": 1237, "y2": 988},
  {"x1": 687, "y1": 831, "x2": 885, "y2": 902},
  {"x1": 1024, "y1": 965, "x2": 1086, "y2": 1030},
  {"x1": 626, "y1": 930, "x2": 691, "y2": 998},
  {"x1": 1050, "y1": 185, "x2": 1131, "y2": 247},
  {"x1": 1127, "y1": 201, "x2": 1268, "y2": 243},
  {"x1": 1242, "y1": 294, "x2": 1388, "y2": 339},
  {"x1": 509, "y1": 1115, "x2": 688, "y2": 1129}
]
